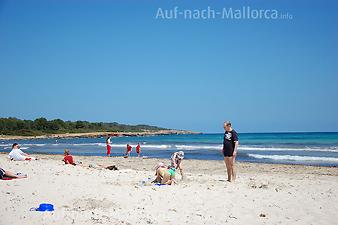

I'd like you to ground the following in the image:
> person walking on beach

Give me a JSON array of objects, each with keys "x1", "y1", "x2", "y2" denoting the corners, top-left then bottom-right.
[
  {"x1": 136, "y1": 143, "x2": 141, "y2": 158},
  {"x1": 106, "y1": 135, "x2": 112, "y2": 157},
  {"x1": 125, "y1": 144, "x2": 132, "y2": 157},
  {"x1": 170, "y1": 151, "x2": 184, "y2": 180},
  {"x1": 223, "y1": 121, "x2": 239, "y2": 182}
]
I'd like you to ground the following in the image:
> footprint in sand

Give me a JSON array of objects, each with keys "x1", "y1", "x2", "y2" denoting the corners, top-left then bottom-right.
[{"x1": 71, "y1": 198, "x2": 116, "y2": 211}]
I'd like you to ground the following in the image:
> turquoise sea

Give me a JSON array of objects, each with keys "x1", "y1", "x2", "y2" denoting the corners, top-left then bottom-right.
[{"x1": 1, "y1": 132, "x2": 338, "y2": 166}]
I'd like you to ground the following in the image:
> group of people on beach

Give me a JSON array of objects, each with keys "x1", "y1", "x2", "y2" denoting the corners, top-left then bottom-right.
[
  {"x1": 106, "y1": 135, "x2": 141, "y2": 158},
  {"x1": 153, "y1": 150, "x2": 185, "y2": 185},
  {"x1": 0, "y1": 143, "x2": 34, "y2": 180},
  {"x1": 125, "y1": 143, "x2": 141, "y2": 158},
  {"x1": 1, "y1": 121, "x2": 239, "y2": 183}
]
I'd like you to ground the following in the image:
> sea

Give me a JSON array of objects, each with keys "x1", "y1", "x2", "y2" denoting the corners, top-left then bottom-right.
[{"x1": 1, "y1": 132, "x2": 338, "y2": 167}]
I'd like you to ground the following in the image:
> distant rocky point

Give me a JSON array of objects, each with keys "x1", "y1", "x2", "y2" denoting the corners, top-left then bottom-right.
[
  {"x1": 0, "y1": 129, "x2": 200, "y2": 140},
  {"x1": 0, "y1": 117, "x2": 200, "y2": 140}
]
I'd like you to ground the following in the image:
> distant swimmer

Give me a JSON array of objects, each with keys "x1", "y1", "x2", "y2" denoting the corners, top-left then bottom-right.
[
  {"x1": 136, "y1": 143, "x2": 141, "y2": 158},
  {"x1": 106, "y1": 135, "x2": 111, "y2": 157},
  {"x1": 222, "y1": 121, "x2": 239, "y2": 182}
]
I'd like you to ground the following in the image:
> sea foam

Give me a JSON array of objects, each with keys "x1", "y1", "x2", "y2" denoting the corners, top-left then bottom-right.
[{"x1": 248, "y1": 154, "x2": 338, "y2": 162}]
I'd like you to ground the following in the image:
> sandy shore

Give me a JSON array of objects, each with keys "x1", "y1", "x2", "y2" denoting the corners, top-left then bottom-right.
[{"x1": 1, "y1": 153, "x2": 337, "y2": 225}]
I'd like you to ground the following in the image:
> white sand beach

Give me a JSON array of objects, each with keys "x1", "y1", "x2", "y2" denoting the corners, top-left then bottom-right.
[{"x1": 1, "y1": 154, "x2": 337, "y2": 225}]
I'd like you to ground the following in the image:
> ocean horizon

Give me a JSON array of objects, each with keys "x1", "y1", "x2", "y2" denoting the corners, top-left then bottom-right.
[{"x1": 1, "y1": 132, "x2": 337, "y2": 167}]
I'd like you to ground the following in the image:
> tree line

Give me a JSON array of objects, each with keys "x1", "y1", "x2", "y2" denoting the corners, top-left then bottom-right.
[{"x1": 0, "y1": 117, "x2": 165, "y2": 136}]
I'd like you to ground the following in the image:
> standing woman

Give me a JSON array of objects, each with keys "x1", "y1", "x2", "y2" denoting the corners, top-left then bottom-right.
[
  {"x1": 136, "y1": 143, "x2": 141, "y2": 158},
  {"x1": 106, "y1": 135, "x2": 112, "y2": 157},
  {"x1": 222, "y1": 121, "x2": 239, "y2": 182}
]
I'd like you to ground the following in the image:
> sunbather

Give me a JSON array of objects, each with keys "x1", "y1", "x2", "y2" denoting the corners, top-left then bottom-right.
[
  {"x1": 8, "y1": 143, "x2": 36, "y2": 161},
  {"x1": 0, "y1": 167, "x2": 27, "y2": 179}
]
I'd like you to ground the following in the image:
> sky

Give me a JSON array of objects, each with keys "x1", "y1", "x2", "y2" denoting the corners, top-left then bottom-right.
[{"x1": 0, "y1": 0, "x2": 337, "y2": 133}]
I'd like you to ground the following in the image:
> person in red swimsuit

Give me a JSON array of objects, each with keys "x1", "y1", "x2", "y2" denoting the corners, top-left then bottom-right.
[
  {"x1": 125, "y1": 144, "x2": 132, "y2": 157},
  {"x1": 136, "y1": 143, "x2": 141, "y2": 158},
  {"x1": 106, "y1": 136, "x2": 112, "y2": 157},
  {"x1": 63, "y1": 149, "x2": 76, "y2": 165}
]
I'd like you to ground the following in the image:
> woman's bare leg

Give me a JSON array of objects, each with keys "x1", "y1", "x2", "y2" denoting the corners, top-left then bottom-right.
[
  {"x1": 231, "y1": 156, "x2": 236, "y2": 181},
  {"x1": 227, "y1": 157, "x2": 234, "y2": 182},
  {"x1": 5, "y1": 170, "x2": 27, "y2": 178},
  {"x1": 161, "y1": 172, "x2": 171, "y2": 184},
  {"x1": 152, "y1": 175, "x2": 162, "y2": 183},
  {"x1": 224, "y1": 157, "x2": 232, "y2": 182},
  {"x1": 178, "y1": 161, "x2": 184, "y2": 180}
]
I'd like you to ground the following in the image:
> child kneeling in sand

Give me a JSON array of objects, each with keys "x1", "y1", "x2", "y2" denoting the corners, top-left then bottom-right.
[
  {"x1": 63, "y1": 149, "x2": 76, "y2": 165},
  {"x1": 153, "y1": 162, "x2": 177, "y2": 185}
]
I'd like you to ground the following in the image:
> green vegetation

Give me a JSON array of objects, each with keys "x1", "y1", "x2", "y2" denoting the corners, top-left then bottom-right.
[{"x1": 0, "y1": 117, "x2": 166, "y2": 136}]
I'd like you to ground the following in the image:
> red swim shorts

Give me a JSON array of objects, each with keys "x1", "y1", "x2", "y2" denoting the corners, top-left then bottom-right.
[{"x1": 107, "y1": 145, "x2": 111, "y2": 155}]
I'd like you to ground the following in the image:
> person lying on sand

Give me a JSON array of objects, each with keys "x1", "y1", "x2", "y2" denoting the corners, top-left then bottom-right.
[
  {"x1": 153, "y1": 162, "x2": 176, "y2": 185},
  {"x1": 8, "y1": 143, "x2": 37, "y2": 161},
  {"x1": 85, "y1": 163, "x2": 118, "y2": 170},
  {"x1": 104, "y1": 165, "x2": 118, "y2": 170},
  {"x1": 171, "y1": 151, "x2": 184, "y2": 180},
  {"x1": 0, "y1": 167, "x2": 27, "y2": 179},
  {"x1": 63, "y1": 149, "x2": 76, "y2": 165}
]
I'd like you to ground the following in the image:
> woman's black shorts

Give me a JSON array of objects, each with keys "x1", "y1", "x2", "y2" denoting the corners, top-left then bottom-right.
[{"x1": 223, "y1": 149, "x2": 234, "y2": 157}]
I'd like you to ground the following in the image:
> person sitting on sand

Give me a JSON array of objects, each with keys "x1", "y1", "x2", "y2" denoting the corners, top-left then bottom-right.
[
  {"x1": 0, "y1": 167, "x2": 27, "y2": 179},
  {"x1": 125, "y1": 144, "x2": 132, "y2": 157},
  {"x1": 170, "y1": 151, "x2": 184, "y2": 180},
  {"x1": 8, "y1": 143, "x2": 36, "y2": 161},
  {"x1": 63, "y1": 149, "x2": 76, "y2": 165},
  {"x1": 136, "y1": 143, "x2": 141, "y2": 158},
  {"x1": 153, "y1": 162, "x2": 176, "y2": 185}
]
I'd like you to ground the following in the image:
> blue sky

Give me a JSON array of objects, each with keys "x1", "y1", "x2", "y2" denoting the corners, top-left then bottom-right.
[{"x1": 0, "y1": 0, "x2": 337, "y2": 133}]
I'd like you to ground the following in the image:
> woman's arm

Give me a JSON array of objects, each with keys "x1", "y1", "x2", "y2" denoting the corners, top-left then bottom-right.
[
  {"x1": 233, "y1": 141, "x2": 239, "y2": 156},
  {"x1": 171, "y1": 153, "x2": 177, "y2": 167},
  {"x1": 19, "y1": 149, "x2": 29, "y2": 156}
]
